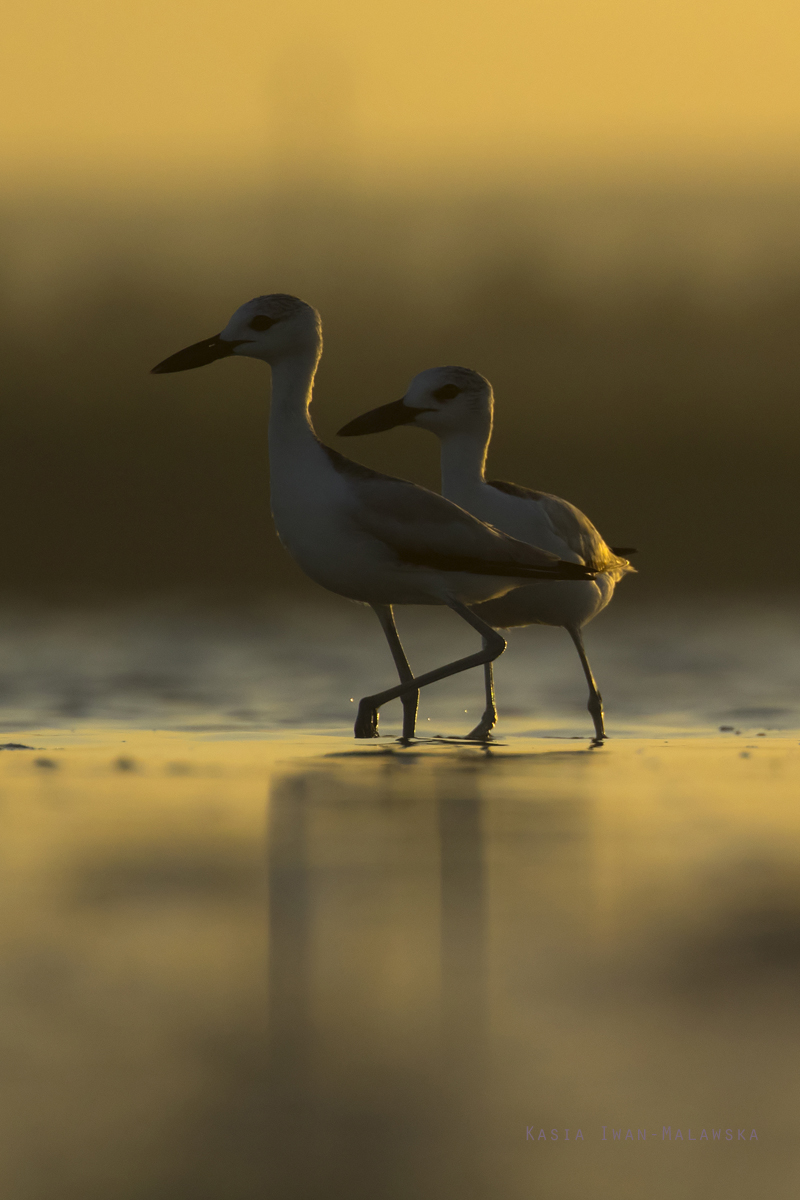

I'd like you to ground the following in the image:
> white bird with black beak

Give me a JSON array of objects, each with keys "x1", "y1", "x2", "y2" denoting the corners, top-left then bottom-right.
[
  {"x1": 151, "y1": 298, "x2": 596, "y2": 740},
  {"x1": 338, "y1": 365, "x2": 635, "y2": 742}
]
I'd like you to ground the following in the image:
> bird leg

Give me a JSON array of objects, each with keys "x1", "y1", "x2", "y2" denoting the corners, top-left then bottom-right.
[
  {"x1": 464, "y1": 646, "x2": 497, "y2": 741},
  {"x1": 566, "y1": 625, "x2": 606, "y2": 744},
  {"x1": 370, "y1": 603, "x2": 419, "y2": 740},
  {"x1": 355, "y1": 600, "x2": 506, "y2": 739}
]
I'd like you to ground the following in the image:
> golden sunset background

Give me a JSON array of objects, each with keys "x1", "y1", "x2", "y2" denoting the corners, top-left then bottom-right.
[
  {"x1": 3, "y1": 11, "x2": 800, "y2": 1200},
  {"x1": 3, "y1": 0, "x2": 800, "y2": 600}
]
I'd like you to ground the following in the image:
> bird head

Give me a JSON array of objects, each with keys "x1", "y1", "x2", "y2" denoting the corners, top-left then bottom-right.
[
  {"x1": 337, "y1": 365, "x2": 493, "y2": 440},
  {"x1": 151, "y1": 294, "x2": 322, "y2": 374}
]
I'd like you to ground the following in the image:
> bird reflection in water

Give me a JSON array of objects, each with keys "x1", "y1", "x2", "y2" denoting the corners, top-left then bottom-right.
[
  {"x1": 264, "y1": 755, "x2": 494, "y2": 1200},
  {"x1": 0, "y1": 736, "x2": 793, "y2": 1198}
]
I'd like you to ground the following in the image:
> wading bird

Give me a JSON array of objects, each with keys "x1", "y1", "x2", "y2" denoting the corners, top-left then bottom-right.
[
  {"x1": 152, "y1": 298, "x2": 595, "y2": 739},
  {"x1": 338, "y1": 366, "x2": 634, "y2": 742}
]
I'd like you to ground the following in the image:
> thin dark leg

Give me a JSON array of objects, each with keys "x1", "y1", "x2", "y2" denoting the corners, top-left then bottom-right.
[
  {"x1": 355, "y1": 600, "x2": 506, "y2": 739},
  {"x1": 464, "y1": 646, "x2": 497, "y2": 741},
  {"x1": 566, "y1": 624, "x2": 606, "y2": 744},
  {"x1": 371, "y1": 603, "x2": 419, "y2": 740}
]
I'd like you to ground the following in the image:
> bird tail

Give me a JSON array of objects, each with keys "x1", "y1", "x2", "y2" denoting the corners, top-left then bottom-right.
[{"x1": 602, "y1": 550, "x2": 637, "y2": 578}]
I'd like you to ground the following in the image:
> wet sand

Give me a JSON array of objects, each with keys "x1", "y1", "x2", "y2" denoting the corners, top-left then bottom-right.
[{"x1": 1, "y1": 727, "x2": 797, "y2": 1198}]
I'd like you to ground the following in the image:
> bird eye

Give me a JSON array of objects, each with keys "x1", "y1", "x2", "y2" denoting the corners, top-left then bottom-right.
[
  {"x1": 432, "y1": 384, "x2": 461, "y2": 400},
  {"x1": 249, "y1": 315, "x2": 278, "y2": 331}
]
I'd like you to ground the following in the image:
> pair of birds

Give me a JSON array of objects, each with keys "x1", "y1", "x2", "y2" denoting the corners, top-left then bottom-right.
[{"x1": 152, "y1": 294, "x2": 634, "y2": 743}]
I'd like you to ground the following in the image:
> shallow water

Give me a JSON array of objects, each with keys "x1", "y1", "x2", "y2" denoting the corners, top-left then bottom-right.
[
  {"x1": 1, "y1": 595, "x2": 799, "y2": 736},
  {"x1": 0, "y1": 599, "x2": 798, "y2": 1197}
]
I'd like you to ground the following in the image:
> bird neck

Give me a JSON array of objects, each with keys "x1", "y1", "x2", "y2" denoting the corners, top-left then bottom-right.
[
  {"x1": 438, "y1": 427, "x2": 491, "y2": 507},
  {"x1": 268, "y1": 349, "x2": 322, "y2": 446}
]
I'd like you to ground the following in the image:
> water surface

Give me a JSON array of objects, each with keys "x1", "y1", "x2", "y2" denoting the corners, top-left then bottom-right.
[{"x1": 0, "y1": 599, "x2": 798, "y2": 1197}]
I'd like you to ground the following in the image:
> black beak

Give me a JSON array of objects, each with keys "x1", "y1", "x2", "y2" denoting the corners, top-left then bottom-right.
[
  {"x1": 337, "y1": 398, "x2": 426, "y2": 437},
  {"x1": 150, "y1": 335, "x2": 250, "y2": 374}
]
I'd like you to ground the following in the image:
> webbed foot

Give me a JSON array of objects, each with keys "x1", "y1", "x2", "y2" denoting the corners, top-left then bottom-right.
[
  {"x1": 464, "y1": 708, "x2": 497, "y2": 741},
  {"x1": 354, "y1": 698, "x2": 380, "y2": 738}
]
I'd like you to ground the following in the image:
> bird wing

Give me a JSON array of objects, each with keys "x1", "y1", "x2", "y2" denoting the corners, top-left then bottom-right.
[
  {"x1": 487, "y1": 480, "x2": 633, "y2": 574},
  {"x1": 349, "y1": 479, "x2": 594, "y2": 580}
]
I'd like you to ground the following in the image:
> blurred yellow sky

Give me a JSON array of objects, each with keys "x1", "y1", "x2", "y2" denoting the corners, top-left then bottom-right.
[{"x1": 4, "y1": 0, "x2": 800, "y2": 192}]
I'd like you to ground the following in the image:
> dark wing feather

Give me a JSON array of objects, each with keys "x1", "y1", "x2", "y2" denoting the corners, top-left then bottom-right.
[
  {"x1": 350, "y1": 479, "x2": 596, "y2": 581},
  {"x1": 393, "y1": 546, "x2": 593, "y2": 579},
  {"x1": 486, "y1": 479, "x2": 543, "y2": 502}
]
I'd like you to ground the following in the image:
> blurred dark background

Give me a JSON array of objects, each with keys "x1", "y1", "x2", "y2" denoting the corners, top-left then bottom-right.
[{"x1": 2, "y1": 184, "x2": 799, "y2": 603}]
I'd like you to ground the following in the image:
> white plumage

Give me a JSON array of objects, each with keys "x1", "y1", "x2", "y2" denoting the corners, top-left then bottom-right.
[
  {"x1": 339, "y1": 364, "x2": 634, "y2": 741},
  {"x1": 152, "y1": 297, "x2": 596, "y2": 739}
]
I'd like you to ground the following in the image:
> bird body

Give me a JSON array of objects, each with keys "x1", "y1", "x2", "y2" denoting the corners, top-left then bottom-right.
[
  {"x1": 338, "y1": 364, "x2": 634, "y2": 740},
  {"x1": 442, "y1": 478, "x2": 629, "y2": 631},
  {"x1": 152, "y1": 297, "x2": 594, "y2": 738},
  {"x1": 267, "y1": 421, "x2": 583, "y2": 609}
]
